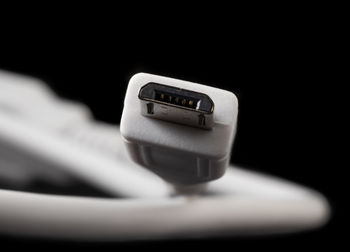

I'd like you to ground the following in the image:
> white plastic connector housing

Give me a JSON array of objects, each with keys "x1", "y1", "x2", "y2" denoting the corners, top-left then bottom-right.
[{"x1": 120, "y1": 73, "x2": 238, "y2": 185}]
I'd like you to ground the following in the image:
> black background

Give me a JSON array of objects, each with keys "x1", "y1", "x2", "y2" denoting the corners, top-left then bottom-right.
[{"x1": 0, "y1": 6, "x2": 345, "y2": 250}]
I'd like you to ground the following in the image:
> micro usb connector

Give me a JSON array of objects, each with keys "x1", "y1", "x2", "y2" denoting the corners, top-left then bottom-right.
[{"x1": 121, "y1": 73, "x2": 238, "y2": 186}]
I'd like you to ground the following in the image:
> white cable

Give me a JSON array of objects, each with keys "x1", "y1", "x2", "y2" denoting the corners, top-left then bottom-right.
[
  {"x1": 0, "y1": 181, "x2": 329, "y2": 241},
  {"x1": 0, "y1": 70, "x2": 330, "y2": 240}
]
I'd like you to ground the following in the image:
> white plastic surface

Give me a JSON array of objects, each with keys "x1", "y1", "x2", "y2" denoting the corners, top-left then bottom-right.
[{"x1": 0, "y1": 182, "x2": 329, "y2": 241}]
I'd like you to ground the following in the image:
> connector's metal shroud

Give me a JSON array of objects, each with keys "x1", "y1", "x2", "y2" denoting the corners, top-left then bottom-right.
[{"x1": 138, "y1": 82, "x2": 214, "y2": 129}]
